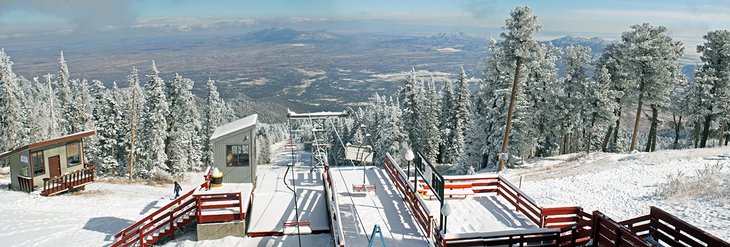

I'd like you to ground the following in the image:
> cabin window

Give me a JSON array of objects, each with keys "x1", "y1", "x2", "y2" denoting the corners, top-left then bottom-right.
[
  {"x1": 226, "y1": 145, "x2": 250, "y2": 167},
  {"x1": 66, "y1": 142, "x2": 81, "y2": 167},
  {"x1": 32, "y1": 151, "x2": 45, "y2": 176}
]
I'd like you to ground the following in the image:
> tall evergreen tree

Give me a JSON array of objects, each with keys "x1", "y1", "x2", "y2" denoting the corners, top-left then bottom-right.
[
  {"x1": 57, "y1": 51, "x2": 73, "y2": 135},
  {"x1": 202, "y1": 79, "x2": 226, "y2": 167},
  {"x1": 166, "y1": 74, "x2": 202, "y2": 174},
  {"x1": 91, "y1": 80, "x2": 120, "y2": 175},
  {"x1": 138, "y1": 61, "x2": 169, "y2": 176},
  {"x1": 498, "y1": 6, "x2": 542, "y2": 171},
  {"x1": 0, "y1": 49, "x2": 29, "y2": 152},
  {"x1": 695, "y1": 30, "x2": 730, "y2": 147},
  {"x1": 618, "y1": 23, "x2": 683, "y2": 151}
]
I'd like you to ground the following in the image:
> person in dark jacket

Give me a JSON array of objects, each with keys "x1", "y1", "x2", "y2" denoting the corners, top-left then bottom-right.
[{"x1": 173, "y1": 181, "x2": 182, "y2": 199}]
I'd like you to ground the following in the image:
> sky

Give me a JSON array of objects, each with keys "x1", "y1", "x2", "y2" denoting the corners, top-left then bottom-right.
[{"x1": 0, "y1": 0, "x2": 729, "y2": 44}]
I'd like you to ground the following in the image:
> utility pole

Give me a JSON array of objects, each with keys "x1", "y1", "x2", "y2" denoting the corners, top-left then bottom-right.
[
  {"x1": 129, "y1": 86, "x2": 137, "y2": 180},
  {"x1": 499, "y1": 58, "x2": 522, "y2": 172}
]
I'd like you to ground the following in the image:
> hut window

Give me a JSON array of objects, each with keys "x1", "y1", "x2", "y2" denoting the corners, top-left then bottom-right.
[
  {"x1": 32, "y1": 151, "x2": 45, "y2": 176},
  {"x1": 66, "y1": 142, "x2": 81, "y2": 167},
  {"x1": 226, "y1": 145, "x2": 250, "y2": 167}
]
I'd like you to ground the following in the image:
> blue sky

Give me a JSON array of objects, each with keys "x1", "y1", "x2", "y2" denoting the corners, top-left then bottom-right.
[{"x1": 0, "y1": 0, "x2": 728, "y2": 42}]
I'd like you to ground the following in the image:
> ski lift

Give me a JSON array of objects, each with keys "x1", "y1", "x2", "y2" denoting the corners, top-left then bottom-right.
[{"x1": 346, "y1": 143, "x2": 376, "y2": 192}]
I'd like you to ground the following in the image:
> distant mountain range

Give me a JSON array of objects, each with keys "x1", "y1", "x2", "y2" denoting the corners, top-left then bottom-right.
[{"x1": 237, "y1": 27, "x2": 343, "y2": 43}]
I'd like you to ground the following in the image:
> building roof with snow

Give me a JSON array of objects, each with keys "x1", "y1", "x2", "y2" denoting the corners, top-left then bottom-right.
[
  {"x1": 210, "y1": 114, "x2": 258, "y2": 141},
  {"x1": 0, "y1": 130, "x2": 96, "y2": 159}
]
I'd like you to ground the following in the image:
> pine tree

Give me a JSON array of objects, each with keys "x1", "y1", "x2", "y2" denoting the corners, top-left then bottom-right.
[
  {"x1": 91, "y1": 80, "x2": 120, "y2": 175},
  {"x1": 498, "y1": 6, "x2": 542, "y2": 171},
  {"x1": 452, "y1": 68, "x2": 471, "y2": 173},
  {"x1": 525, "y1": 44, "x2": 561, "y2": 157},
  {"x1": 166, "y1": 74, "x2": 202, "y2": 174},
  {"x1": 26, "y1": 77, "x2": 52, "y2": 143},
  {"x1": 119, "y1": 67, "x2": 145, "y2": 178},
  {"x1": 57, "y1": 51, "x2": 73, "y2": 135},
  {"x1": 422, "y1": 77, "x2": 442, "y2": 163},
  {"x1": 597, "y1": 44, "x2": 632, "y2": 152},
  {"x1": 586, "y1": 66, "x2": 620, "y2": 153},
  {"x1": 558, "y1": 45, "x2": 593, "y2": 154},
  {"x1": 439, "y1": 77, "x2": 455, "y2": 163},
  {"x1": 617, "y1": 23, "x2": 683, "y2": 151},
  {"x1": 400, "y1": 69, "x2": 422, "y2": 155},
  {"x1": 0, "y1": 49, "x2": 29, "y2": 152},
  {"x1": 202, "y1": 79, "x2": 226, "y2": 167},
  {"x1": 138, "y1": 61, "x2": 169, "y2": 177},
  {"x1": 695, "y1": 30, "x2": 730, "y2": 147}
]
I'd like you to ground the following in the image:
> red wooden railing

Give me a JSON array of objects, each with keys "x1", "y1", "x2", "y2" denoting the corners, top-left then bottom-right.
[
  {"x1": 383, "y1": 153, "x2": 434, "y2": 240},
  {"x1": 621, "y1": 206, "x2": 730, "y2": 247},
  {"x1": 42, "y1": 163, "x2": 96, "y2": 196},
  {"x1": 17, "y1": 175, "x2": 33, "y2": 193},
  {"x1": 548, "y1": 207, "x2": 593, "y2": 246},
  {"x1": 591, "y1": 211, "x2": 652, "y2": 247},
  {"x1": 112, "y1": 167, "x2": 213, "y2": 247},
  {"x1": 201, "y1": 166, "x2": 212, "y2": 190},
  {"x1": 195, "y1": 192, "x2": 244, "y2": 224},
  {"x1": 322, "y1": 165, "x2": 346, "y2": 247},
  {"x1": 436, "y1": 228, "x2": 561, "y2": 247}
]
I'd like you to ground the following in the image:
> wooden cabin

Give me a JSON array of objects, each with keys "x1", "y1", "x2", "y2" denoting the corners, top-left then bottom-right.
[
  {"x1": 0, "y1": 130, "x2": 97, "y2": 196},
  {"x1": 210, "y1": 114, "x2": 258, "y2": 184}
]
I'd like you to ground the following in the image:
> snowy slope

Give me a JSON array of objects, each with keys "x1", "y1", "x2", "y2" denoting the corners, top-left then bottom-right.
[
  {"x1": 0, "y1": 172, "x2": 205, "y2": 247},
  {"x1": 500, "y1": 147, "x2": 730, "y2": 240}
]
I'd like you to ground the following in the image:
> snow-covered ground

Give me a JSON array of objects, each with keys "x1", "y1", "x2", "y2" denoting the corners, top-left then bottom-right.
[
  {"x1": 331, "y1": 166, "x2": 427, "y2": 246},
  {"x1": 500, "y1": 147, "x2": 730, "y2": 240},
  {"x1": 0, "y1": 171, "x2": 205, "y2": 247}
]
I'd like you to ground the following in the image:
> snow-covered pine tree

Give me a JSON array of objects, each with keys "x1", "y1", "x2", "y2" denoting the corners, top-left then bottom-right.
[
  {"x1": 695, "y1": 30, "x2": 730, "y2": 147},
  {"x1": 525, "y1": 44, "x2": 561, "y2": 157},
  {"x1": 617, "y1": 23, "x2": 683, "y2": 151},
  {"x1": 91, "y1": 80, "x2": 119, "y2": 175},
  {"x1": 118, "y1": 67, "x2": 145, "y2": 177},
  {"x1": 56, "y1": 51, "x2": 73, "y2": 135},
  {"x1": 166, "y1": 74, "x2": 202, "y2": 174},
  {"x1": 399, "y1": 69, "x2": 422, "y2": 155},
  {"x1": 462, "y1": 39, "x2": 513, "y2": 170},
  {"x1": 26, "y1": 77, "x2": 52, "y2": 143},
  {"x1": 422, "y1": 77, "x2": 442, "y2": 163},
  {"x1": 138, "y1": 61, "x2": 170, "y2": 177},
  {"x1": 586, "y1": 66, "x2": 620, "y2": 153},
  {"x1": 558, "y1": 45, "x2": 593, "y2": 154},
  {"x1": 439, "y1": 77, "x2": 455, "y2": 164},
  {"x1": 497, "y1": 6, "x2": 542, "y2": 171},
  {"x1": 452, "y1": 68, "x2": 471, "y2": 173},
  {"x1": 0, "y1": 49, "x2": 29, "y2": 152},
  {"x1": 202, "y1": 79, "x2": 226, "y2": 167},
  {"x1": 596, "y1": 44, "x2": 632, "y2": 152}
]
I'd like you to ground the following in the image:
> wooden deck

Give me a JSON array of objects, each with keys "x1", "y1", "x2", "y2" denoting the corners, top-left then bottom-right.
[{"x1": 41, "y1": 163, "x2": 96, "y2": 196}]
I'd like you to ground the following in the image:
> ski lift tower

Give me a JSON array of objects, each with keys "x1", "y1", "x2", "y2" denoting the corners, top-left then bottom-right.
[{"x1": 287, "y1": 109, "x2": 349, "y2": 169}]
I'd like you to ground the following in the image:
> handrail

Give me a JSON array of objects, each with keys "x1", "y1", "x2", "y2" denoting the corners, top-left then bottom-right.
[
  {"x1": 591, "y1": 211, "x2": 652, "y2": 247},
  {"x1": 112, "y1": 166, "x2": 213, "y2": 247},
  {"x1": 621, "y1": 206, "x2": 730, "y2": 247},
  {"x1": 323, "y1": 166, "x2": 346, "y2": 247},
  {"x1": 384, "y1": 153, "x2": 433, "y2": 240},
  {"x1": 42, "y1": 163, "x2": 96, "y2": 196}
]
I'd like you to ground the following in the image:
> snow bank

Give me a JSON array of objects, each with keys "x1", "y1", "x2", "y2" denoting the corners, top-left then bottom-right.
[{"x1": 501, "y1": 147, "x2": 730, "y2": 240}]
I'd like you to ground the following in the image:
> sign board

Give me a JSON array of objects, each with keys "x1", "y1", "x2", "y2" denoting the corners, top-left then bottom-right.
[
  {"x1": 414, "y1": 151, "x2": 444, "y2": 202},
  {"x1": 500, "y1": 153, "x2": 508, "y2": 160},
  {"x1": 345, "y1": 144, "x2": 373, "y2": 163},
  {"x1": 20, "y1": 155, "x2": 29, "y2": 164}
]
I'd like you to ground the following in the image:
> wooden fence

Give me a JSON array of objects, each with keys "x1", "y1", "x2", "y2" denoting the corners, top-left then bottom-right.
[
  {"x1": 42, "y1": 163, "x2": 96, "y2": 196},
  {"x1": 621, "y1": 206, "x2": 730, "y2": 247},
  {"x1": 322, "y1": 165, "x2": 346, "y2": 247},
  {"x1": 591, "y1": 211, "x2": 653, "y2": 247}
]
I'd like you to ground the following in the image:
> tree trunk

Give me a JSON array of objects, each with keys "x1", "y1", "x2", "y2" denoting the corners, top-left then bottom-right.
[
  {"x1": 559, "y1": 133, "x2": 565, "y2": 155},
  {"x1": 587, "y1": 116, "x2": 596, "y2": 154},
  {"x1": 567, "y1": 132, "x2": 573, "y2": 154},
  {"x1": 499, "y1": 58, "x2": 522, "y2": 172},
  {"x1": 630, "y1": 78, "x2": 646, "y2": 151},
  {"x1": 693, "y1": 120, "x2": 701, "y2": 148},
  {"x1": 672, "y1": 114, "x2": 682, "y2": 149},
  {"x1": 718, "y1": 108, "x2": 729, "y2": 146},
  {"x1": 601, "y1": 125, "x2": 613, "y2": 152},
  {"x1": 645, "y1": 104, "x2": 659, "y2": 152},
  {"x1": 650, "y1": 105, "x2": 658, "y2": 152},
  {"x1": 700, "y1": 113, "x2": 713, "y2": 148},
  {"x1": 610, "y1": 103, "x2": 623, "y2": 152}
]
